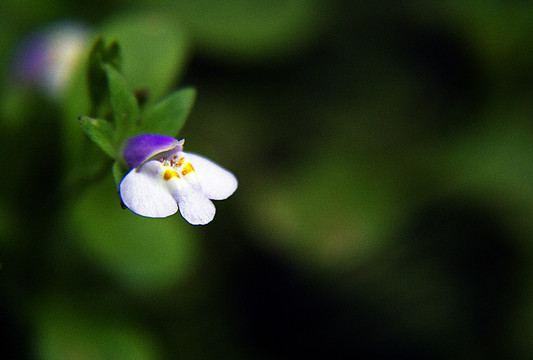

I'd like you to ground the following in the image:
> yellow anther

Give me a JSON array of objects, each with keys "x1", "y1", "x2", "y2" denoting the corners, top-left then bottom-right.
[
  {"x1": 163, "y1": 169, "x2": 180, "y2": 181},
  {"x1": 181, "y1": 162, "x2": 195, "y2": 176}
]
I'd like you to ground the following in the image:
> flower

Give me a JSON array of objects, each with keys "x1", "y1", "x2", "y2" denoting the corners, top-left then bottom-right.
[
  {"x1": 13, "y1": 21, "x2": 90, "y2": 98},
  {"x1": 119, "y1": 134, "x2": 238, "y2": 225}
]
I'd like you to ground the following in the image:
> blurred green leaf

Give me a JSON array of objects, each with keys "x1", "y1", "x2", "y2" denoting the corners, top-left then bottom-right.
[
  {"x1": 104, "y1": 64, "x2": 139, "y2": 142},
  {"x1": 78, "y1": 116, "x2": 116, "y2": 158},
  {"x1": 98, "y1": 12, "x2": 190, "y2": 102},
  {"x1": 0, "y1": 87, "x2": 46, "y2": 131},
  {"x1": 166, "y1": 0, "x2": 326, "y2": 63},
  {"x1": 34, "y1": 297, "x2": 162, "y2": 360},
  {"x1": 102, "y1": 41, "x2": 122, "y2": 70},
  {"x1": 68, "y1": 176, "x2": 199, "y2": 293},
  {"x1": 140, "y1": 87, "x2": 196, "y2": 136},
  {"x1": 245, "y1": 150, "x2": 407, "y2": 272},
  {"x1": 419, "y1": 0, "x2": 533, "y2": 68},
  {"x1": 87, "y1": 38, "x2": 122, "y2": 116}
]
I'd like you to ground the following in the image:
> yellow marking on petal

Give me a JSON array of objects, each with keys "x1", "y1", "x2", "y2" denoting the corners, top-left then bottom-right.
[
  {"x1": 177, "y1": 157, "x2": 185, "y2": 167},
  {"x1": 163, "y1": 169, "x2": 180, "y2": 181},
  {"x1": 181, "y1": 162, "x2": 195, "y2": 176}
]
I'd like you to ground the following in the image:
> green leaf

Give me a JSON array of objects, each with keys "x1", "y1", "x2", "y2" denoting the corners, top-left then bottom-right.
[
  {"x1": 98, "y1": 12, "x2": 190, "y2": 103},
  {"x1": 103, "y1": 64, "x2": 139, "y2": 142},
  {"x1": 87, "y1": 38, "x2": 122, "y2": 116},
  {"x1": 68, "y1": 176, "x2": 199, "y2": 293},
  {"x1": 140, "y1": 87, "x2": 196, "y2": 136},
  {"x1": 102, "y1": 41, "x2": 122, "y2": 70},
  {"x1": 87, "y1": 38, "x2": 105, "y2": 107},
  {"x1": 34, "y1": 298, "x2": 162, "y2": 360},
  {"x1": 78, "y1": 116, "x2": 116, "y2": 158},
  {"x1": 149, "y1": 0, "x2": 326, "y2": 63}
]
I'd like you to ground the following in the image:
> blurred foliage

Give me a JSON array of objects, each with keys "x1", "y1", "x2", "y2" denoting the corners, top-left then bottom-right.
[
  {"x1": 2, "y1": 0, "x2": 533, "y2": 359},
  {"x1": 66, "y1": 175, "x2": 199, "y2": 293}
]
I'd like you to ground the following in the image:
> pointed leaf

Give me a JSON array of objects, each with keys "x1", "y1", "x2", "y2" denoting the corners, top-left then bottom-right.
[
  {"x1": 140, "y1": 88, "x2": 196, "y2": 136},
  {"x1": 103, "y1": 41, "x2": 122, "y2": 71},
  {"x1": 103, "y1": 64, "x2": 139, "y2": 142},
  {"x1": 87, "y1": 38, "x2": 106, "y2": 108},
  {"x1": 98, "y1": 12, "x2": 190, "y2": 102},
  {"x1": 78, "y1": 116, "x2": 116, "y2": 158},
  {"x1": 87, "y1": 38, "x2": 122, "y2": 115}
]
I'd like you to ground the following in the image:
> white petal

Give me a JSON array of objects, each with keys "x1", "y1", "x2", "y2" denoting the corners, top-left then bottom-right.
[
  {"x1": 184, "y1": 152, "x2": 238, "y2": 200},
  {"x1": 173, "y1": 186, "x2": 216, "y2": 225},
  {"x1": 120, "y1": 160, "x2": 178, "y2": 218}
]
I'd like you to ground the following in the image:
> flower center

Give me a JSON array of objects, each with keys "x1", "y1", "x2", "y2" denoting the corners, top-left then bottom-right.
[{"x1": 160, "y1": 153, "x2": 196, "y2": 182}]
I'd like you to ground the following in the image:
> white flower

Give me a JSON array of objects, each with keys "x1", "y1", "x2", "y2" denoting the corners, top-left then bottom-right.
[
  {"x1": 119, "y1": 134, "x2": 238, "y2": 225},
  {"x1": 14, "y1": 21, "x2": 90, "y2": 98}
]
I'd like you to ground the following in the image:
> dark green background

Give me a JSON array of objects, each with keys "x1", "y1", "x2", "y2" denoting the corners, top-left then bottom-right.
[{"x1": 1, "y1": 1, "x2": 532, "y2": 358}]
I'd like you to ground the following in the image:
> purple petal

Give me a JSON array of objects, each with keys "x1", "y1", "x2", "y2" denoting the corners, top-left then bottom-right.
[
  {"x1": 12, "y1": 21, "x2": 90, "y2": 97},
  {"x1": 13, "y1": 36, "x2": 49, "y2": 85},
  {"x1": 123, "y1": 134, "x2": 182, "y2": 169}
]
